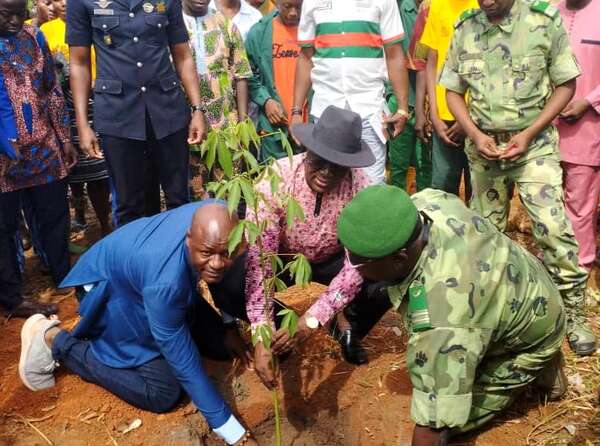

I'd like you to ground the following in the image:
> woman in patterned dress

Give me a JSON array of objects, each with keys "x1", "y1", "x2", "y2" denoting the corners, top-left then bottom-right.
[{"x1": 41, "y1": 0, "x2": 111, "y2": 237}]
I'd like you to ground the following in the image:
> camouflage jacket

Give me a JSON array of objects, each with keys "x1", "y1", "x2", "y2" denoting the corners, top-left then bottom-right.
[
  {"x1": 439, "y1": 0, "x2": 580, "y2": 139},
  {"x1": 387, "y1": 189, "x2": 564, "y2": 429}
]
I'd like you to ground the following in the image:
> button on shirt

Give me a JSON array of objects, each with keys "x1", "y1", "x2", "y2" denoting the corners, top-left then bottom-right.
[
  {"x1": 556, "y1": 0, "x2": 600, "y2": 167},
  {"x1": 245, "y1": 153, "x2": 371, "y2": 327},
  {"x1": 60, "y1": 200, "x2": 245, "y2": 444},
  {"x1": 66, "y1": 0, "x2": 191, "y2": 140},
  {"x1": 298, "y1": 0, "x2": 405, "y2": 119},
  {"x1": 439, "y1": 0, "x2": 581, "y2": 133}
]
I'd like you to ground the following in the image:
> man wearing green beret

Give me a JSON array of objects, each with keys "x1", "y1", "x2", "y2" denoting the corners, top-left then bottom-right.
[{"x1": 338, "y1": 185, "x2": 567, "y2": 445}]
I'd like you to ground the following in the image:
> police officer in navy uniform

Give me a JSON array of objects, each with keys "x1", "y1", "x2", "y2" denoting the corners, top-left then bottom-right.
[{"x1": 66, "y1": 0, "x2": 206, "y2": 226}]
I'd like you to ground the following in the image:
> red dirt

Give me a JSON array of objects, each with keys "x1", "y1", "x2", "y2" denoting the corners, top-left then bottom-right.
[{"x1": 1, "y1": 193, "x2": 599, "y2": 446}]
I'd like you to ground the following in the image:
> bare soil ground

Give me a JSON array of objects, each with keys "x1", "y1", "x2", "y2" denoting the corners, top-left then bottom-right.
[{"x1": 1, "y1": 184, "x2": 599, "y2": 446}]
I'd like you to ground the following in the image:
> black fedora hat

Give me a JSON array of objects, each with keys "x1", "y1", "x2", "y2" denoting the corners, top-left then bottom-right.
[{"x1": 292, "y1": 105, "x2": 376, "y2": 168}]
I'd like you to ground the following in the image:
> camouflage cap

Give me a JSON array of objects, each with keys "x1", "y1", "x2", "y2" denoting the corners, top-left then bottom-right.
[{"x1": 337, "y1": 185, "x2": 419, "y2": 258}]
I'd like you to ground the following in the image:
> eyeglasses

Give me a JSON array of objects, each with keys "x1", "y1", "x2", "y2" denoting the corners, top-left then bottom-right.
[
  {"x1": 344, "y1": 248, "x2": 379, "y2": 269},
  {"x1": 305, "y1": 153, "x2": 348, "y2": 177}
]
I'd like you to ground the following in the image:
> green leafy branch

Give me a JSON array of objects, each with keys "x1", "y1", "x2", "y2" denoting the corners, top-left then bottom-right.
[{"x1": 199, "y1": 118, "x2": 312, "y2": 446}]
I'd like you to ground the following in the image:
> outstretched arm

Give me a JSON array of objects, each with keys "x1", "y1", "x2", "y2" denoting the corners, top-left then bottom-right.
[{"x1": 144, "y1": 285, "x2": 251, "y2": 444}]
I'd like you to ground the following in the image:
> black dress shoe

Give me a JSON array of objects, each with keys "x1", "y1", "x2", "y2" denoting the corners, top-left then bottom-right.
[
  {"x1": 335, "y1": 328, "x2": 368, "y2": 365},
  {"x1": 6, "y1": 300, "x2": 59, "y2": 318}
]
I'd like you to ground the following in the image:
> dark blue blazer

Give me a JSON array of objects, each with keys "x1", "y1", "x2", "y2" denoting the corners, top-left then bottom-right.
[{"x1": 66, "y1": 0, "x2": 190, "y2": 140}]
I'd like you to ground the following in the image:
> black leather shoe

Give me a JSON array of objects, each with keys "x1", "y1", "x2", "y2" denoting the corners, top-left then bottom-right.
[
  {"x1": 336, "y1": 328, "x2": 368, "y2": 365},
  {"x1": 6, "y1": 300, "x2": 58, "y2": 318}
]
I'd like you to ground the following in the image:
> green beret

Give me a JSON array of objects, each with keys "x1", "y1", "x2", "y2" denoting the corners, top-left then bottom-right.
[{"x1": 337, "y1": 185, "x2": 419, "y2": 258}]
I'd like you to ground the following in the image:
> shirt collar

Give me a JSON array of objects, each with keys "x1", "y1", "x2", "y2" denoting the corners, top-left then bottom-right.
[
  {"x1": 385, "y1": 213, "x2": 432, "y2": 309},
  {"x1": 401, "y1": 0, "x2": 418, "y2": 14},
  {"x1": 208, "y1": 0, "x2": 253, "y2": 16},
  {"x1": 183, "y1": 9, "x2": 213, "y2": 23},
  {"x1": 478, "y1": 0, "x2": 521, "y2": 34},
  {"x1": 238, "y1": 0, "x2": 255, "y2": 15}
]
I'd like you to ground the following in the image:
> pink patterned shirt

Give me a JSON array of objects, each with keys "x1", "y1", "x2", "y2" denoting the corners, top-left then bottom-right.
[
  {"x1": 245, "y1": 153, "x2": 370, "y2": 327},
  {"x1": 557, "y1": 0, "x2": 600, "y2": 166}
]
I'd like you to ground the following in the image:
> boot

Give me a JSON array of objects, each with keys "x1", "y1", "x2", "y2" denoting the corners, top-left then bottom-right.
[
  {"x1": 567, "y1": 314, "x2": 597, "y2": 357},
  {"x1": 535, "y1": 352, "x2": 567, "y2": 401}
]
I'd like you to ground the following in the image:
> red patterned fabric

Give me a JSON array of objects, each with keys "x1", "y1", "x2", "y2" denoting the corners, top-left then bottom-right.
[{"x1": 0, "y1": 25, "x2": 70, "y2": 193}]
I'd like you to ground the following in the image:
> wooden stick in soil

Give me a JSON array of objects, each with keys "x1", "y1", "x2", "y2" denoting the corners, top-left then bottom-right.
[{"x1": 11, "y1": 413, "x2": 53, "y2": 445}]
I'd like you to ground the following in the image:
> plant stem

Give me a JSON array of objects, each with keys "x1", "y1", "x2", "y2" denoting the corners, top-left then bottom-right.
[{"x1": 271, "y1": 365, "x2": 282, "y2": 446}]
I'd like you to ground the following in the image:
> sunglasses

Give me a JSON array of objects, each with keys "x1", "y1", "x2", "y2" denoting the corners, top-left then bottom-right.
[
  {"x1": 344, "y1": 248, "x2": 380, "y2": 269},
  {"x1": 305, "y1": 153, "x2": 348, "y2": 177}
]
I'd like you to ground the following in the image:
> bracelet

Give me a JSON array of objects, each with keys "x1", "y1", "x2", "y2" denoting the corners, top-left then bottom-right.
[
  {"x1": 190, "y1": 104, "x2": 206, "y2": 114},
  {"x1": 291, "y1": 106, "x2": 303, "y2": 116},
  {"x1": 395, "y1": 109, "x2": 409, "y2": 118}
]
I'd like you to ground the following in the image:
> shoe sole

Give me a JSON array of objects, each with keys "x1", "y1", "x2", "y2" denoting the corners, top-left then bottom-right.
[
  {"x1": 19, "y1": 314, "x2": 47, "y2": 391},
  {"x1": 570, "y1": 342, "x2": 597, "y2": 357}
]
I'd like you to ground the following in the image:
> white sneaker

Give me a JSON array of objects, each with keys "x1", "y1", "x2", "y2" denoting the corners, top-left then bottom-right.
[{"x1": 19, "y1": 314, "x2": 61, "y2": 391}]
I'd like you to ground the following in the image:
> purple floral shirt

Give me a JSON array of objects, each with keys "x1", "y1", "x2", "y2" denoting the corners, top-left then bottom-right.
[{"x1": 245, "y1": 153, "x2": 371, "y2": 327}]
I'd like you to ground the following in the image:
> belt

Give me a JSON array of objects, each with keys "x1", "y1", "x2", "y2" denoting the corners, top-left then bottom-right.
[{"x1": 486, "y1": 130, "x2": 522, "y2": 145}]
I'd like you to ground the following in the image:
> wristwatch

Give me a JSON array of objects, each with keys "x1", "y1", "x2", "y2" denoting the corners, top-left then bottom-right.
[
  {"x1": 395, "y1": 109, "x2": 409, "y2": 118},
  {"x1": 305, "y1": 315, "x2": 319, "y2": 329},
  {"x1": 190, "y1": 104, "x2": 206, "y2": 114}
]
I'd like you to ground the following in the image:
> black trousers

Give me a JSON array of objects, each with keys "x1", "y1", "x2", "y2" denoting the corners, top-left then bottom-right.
[
  {"x1": 101, "y1": 117, "x2": 189, "y2": 227},
  {"x1": 0, "y1": 179, "x2": 70, "y2": 311},
  {"x1": 209, "y1": 251, "x2": 392, "y2": 338}
]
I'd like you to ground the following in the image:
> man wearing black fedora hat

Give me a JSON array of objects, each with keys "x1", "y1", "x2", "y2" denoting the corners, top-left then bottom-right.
[{"x1": 210, "y1": 106, "x2": 393, "y2": 389}]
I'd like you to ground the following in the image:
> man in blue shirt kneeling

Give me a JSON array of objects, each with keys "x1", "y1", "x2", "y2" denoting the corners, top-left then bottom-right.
[{"x1": 18, "y1": 201, "x2": 258, "y2": 445}]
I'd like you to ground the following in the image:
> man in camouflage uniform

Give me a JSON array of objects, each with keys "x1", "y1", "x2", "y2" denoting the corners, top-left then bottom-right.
[
  {"x1": 337, "y1": 185, "x2": 567, "y2": 445},
  {"x1": 439, "y1": 0, "x2": 596, "y2": 355}
]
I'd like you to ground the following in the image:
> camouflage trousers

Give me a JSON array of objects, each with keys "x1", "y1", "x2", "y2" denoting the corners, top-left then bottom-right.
[
  {"x1": 453, "y1": 302, "x2": 566, "y2": 434},
  {"x1": 466, "y1": 134, "x2": 589, "y2": 321}
]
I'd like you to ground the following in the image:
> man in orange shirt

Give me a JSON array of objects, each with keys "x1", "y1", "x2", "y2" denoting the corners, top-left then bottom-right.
[{"x1": 245, "y1": 0, "x2": 304, "y2": 161}]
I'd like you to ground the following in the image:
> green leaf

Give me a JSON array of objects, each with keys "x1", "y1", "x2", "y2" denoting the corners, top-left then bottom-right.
[
  {"x1": 269, "y1": 169, "x2": 281, "y2": 195},
  {"x1": 239, "y1": 121, "x2": 250, "y2": 149},
  {"x1": 227, "y1": 220, "x2": 245, "y2": 255},
  {"x1": 239, "y1": 178, "x2": 256, "y2": 210},
  {"x1": 273, "y1": 277, "x2": 287, "y2": 292},
  {"x1": 280, "y1": 130, "x2": 294, "y2": 163},
  {"x1": 269, "y1": 254, "x2": 284, "y2": 275},
  {"x1": 227, "y1": 181, "x2": 241, "y2": 216},
  {"x1": 217, "y1": 142, "x2": 233, "y2": 178},
  {"x1": 277, "y1": 308, "x2": 299, "y2": 338},
  {"x1": 205, "y1": 134, "x2": 217, "y2": 170},
  {"x1": 286, "y1": 196, "x2": 305, "y2": 229},
  {"x1": 290, "y1": 254, "x2": 312, "y2": 287},
  {"x1": 257, "y1": 324, "x2": 273, "y2": 349},
  {"x1": 242, "y1": 150, "x2": 259, "y2": 172},
  {"x1": 214, "y1": 182, "x2": 227, "y2": 199},
  {"x1": 248, "y1": 119, "x2": 261, "y2": 147},
  {"x1": 244, "y1": 220, "x2": 260, "y2": 246}
]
